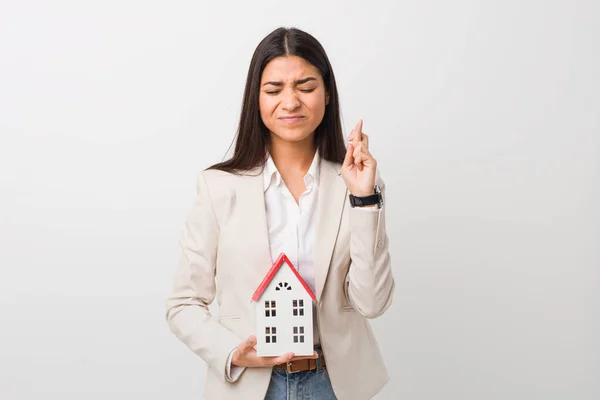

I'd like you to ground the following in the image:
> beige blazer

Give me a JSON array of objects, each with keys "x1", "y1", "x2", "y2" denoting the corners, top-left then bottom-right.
[{"x1": 165, "y1": 159, "x2": 395, "y2": 400}]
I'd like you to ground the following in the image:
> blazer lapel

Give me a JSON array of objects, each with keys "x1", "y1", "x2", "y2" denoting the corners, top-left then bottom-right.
[
  {"x1": 236, "y1": 168, "x2": 273, "y2": 279},
  {"x1": 314, "y1": 160, "x2": 348, "y2": 300}
]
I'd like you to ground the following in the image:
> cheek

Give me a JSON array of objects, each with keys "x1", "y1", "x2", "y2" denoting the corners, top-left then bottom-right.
[
  {"x1": 259, "y1": 96, "x2": 276, "y2": 118},
  {"x1": 307, "y1": 95, "x2": 326, "y2": 117}
]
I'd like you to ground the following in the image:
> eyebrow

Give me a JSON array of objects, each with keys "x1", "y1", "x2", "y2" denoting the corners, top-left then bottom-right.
[{"x1": 262, "y1": 77, "x2": 318, "y2": 87}]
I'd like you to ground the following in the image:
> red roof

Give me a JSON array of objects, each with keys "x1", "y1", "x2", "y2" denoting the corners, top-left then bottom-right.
[{"x1": 251, "y1": 253, "x2": 316, "y2": 302}]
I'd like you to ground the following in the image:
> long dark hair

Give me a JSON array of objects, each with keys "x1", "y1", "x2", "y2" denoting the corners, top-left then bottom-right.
[{"x1": 207, "y1": 27, "x2": 346, "y2": 174}]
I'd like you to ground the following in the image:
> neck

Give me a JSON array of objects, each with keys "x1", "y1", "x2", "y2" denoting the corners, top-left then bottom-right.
[{"x1": 268, "y1": 134, "x2": 317, "y2": 176}]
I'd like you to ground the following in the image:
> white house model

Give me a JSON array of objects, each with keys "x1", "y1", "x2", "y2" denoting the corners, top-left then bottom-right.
[{"x1": 251, "y1": 253, "x2": 316, "y2": 357}]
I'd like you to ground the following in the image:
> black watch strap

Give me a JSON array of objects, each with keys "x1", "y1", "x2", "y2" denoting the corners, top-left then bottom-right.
[{"x1": 349, "y1": 185, "x2": 383, "y2": 208}]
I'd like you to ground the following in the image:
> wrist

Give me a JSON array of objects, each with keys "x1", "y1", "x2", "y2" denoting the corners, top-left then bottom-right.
[
  {"x1": 231, "y1": 349, "x2": 241, "y2": 366},
  {"x1": 349, "y1": 185, "x2": 383, "y2": 208},
  {"x1": 350, "y1": 190, "x2": 374, "y2": 197}
]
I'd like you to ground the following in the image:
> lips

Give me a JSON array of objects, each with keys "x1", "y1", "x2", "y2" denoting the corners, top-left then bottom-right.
[{"x1": 279, "y1": 116, "x2": 305, "y2": 123}]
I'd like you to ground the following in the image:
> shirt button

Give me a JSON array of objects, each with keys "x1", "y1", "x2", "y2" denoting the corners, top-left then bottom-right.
[
  {"x1": 318, "y1": 302, "x2": 323, "y2": 309},
  {"x1": 377, "y1": 240, "x2": 385, "y2": 249}
]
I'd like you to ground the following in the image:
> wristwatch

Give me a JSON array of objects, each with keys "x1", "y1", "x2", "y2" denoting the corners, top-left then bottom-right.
[{"x1": 349, "y1": 185, "x2": 383, "y2": 208}]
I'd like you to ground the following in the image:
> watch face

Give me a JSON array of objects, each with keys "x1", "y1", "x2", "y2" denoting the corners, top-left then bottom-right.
[{"x1": 374, "y1": 185, "x2": 383, "y2": 208}]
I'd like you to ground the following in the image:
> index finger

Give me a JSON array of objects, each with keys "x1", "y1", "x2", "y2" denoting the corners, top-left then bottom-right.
[
  {"x1": 290, "y1": 350, "x2": 319, "y2": 361},
  {"x1": 353, "y1": 119, "x2": 363, "y2": 142},
  {"x1": 264, "y1": 352, "x2": 295, "y2": 366}
]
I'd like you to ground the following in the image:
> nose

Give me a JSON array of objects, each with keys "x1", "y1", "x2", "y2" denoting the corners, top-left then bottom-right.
[{"x1": 281, "y1": 89, "x2": 300, "y2": 111}]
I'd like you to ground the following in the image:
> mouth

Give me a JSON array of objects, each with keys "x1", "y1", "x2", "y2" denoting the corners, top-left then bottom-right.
[{"x1": 279, "y1": 116, "x2": 305, "y2": 124}]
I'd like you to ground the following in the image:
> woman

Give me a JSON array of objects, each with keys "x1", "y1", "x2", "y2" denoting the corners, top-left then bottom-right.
[{"x1": 165, "y1": 27, "x2": 395, "y2": 400}]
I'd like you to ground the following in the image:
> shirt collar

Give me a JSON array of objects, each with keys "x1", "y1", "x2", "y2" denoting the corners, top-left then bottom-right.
[
  {"x1": 263, "y1": 154, "x2": 281, "y2": 192},
  {"x1": 263, "y1": 150, "x2": 321, "y2": 192}
]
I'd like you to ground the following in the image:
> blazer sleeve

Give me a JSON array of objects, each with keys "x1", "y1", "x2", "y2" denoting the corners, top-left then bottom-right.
[
  {"x1": 165, "y1": 171, "x2": 243, "y2": 383},
  {"x1": 344, "y1": 172, "x2": 395, "y2": 318}
]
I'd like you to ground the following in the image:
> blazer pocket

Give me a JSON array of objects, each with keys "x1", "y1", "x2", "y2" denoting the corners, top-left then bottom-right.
[
  {"x1": 217, "y1": 315, "x2": 241, "y2": 322},
  {"x1": 217, "y1": 315, "x2": 243, "y2": 336}
]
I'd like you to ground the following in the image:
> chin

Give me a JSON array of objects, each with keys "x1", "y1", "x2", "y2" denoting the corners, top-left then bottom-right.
[{"x1": 270, "y1": 128, "x2": 314, "y2": 143}]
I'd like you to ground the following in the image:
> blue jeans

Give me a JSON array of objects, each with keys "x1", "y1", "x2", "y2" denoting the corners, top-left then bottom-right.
[{"x1": 264, "y1": 351, "x2": 337, "y2": 399}]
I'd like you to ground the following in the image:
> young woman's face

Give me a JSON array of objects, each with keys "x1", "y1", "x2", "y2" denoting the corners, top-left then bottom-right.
[{"x1": 259, "y1": 55, "x2": 329, "y2": 145}]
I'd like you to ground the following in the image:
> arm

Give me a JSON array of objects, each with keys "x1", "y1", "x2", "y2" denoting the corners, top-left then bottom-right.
[
  {"x1": 344, "y1": 176, "x2": 395, "y2": 318},
  {"x1": 165, "y1": 171, "x2": 244, "y2": 383}
]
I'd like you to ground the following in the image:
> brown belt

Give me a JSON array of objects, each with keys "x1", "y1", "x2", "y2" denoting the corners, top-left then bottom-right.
[{"x1": 274, "y1": 355, "x2": 326, "y2": 374}]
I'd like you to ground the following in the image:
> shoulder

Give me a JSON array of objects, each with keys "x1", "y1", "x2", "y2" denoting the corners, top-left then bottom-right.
[
  {"x1": 201, "y1": 168, "x2": 238, "y2": 187},
  {"x1": 196, "y1": 167, "x2": 262, "y2": 199}
]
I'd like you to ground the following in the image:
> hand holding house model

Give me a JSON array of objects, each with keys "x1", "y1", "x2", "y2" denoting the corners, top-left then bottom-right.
[{"x1": 251, "y1": 253, "x2": 316, "y2": 357}]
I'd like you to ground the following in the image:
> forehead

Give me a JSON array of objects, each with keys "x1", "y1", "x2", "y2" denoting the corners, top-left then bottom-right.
[{"x1": 261, "y1": 55, "x2": 322, "y2": 83}]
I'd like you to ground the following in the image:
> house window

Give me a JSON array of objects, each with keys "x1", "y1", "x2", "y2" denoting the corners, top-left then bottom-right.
[
  {"x1": 265, "y1": 300, "x2": 276, "y2": 317},
  {"x1": 292, "y1": 299, "x2": 304, "y2": 316},
  {"x1": 293, "y1": 326, "x2": 305, "y2": 343},
  {"x1": 276, "y1": 282, "x2": 292, "y2": 291},
  {"x1": 265, "y1": 327, "x2": 277, "y2": 343}
]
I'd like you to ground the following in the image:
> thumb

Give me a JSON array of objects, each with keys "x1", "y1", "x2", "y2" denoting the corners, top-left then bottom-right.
[
  {"x1": 238, "y1": 335, "x2": 256, "y2": 353},
  {"x1": 342, "y1": 143, "x2": 354, "y2": 168}
]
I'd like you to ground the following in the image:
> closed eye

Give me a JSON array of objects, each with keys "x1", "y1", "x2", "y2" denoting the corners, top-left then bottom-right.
[{"x1": 265, "y1": 88, "x2": 316, "y2": 95}]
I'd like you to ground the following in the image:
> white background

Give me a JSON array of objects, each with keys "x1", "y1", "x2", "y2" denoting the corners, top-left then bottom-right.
[{"x1": 1, "y1": 1, "x2": 598, "y2": 399}]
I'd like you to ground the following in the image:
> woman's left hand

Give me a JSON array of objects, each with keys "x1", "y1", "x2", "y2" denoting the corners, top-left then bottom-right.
[{"x1": 340, "y1": 119, "x2": 377, "y2": 196}]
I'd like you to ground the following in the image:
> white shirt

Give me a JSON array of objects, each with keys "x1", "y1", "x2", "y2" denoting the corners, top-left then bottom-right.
[{"x1": 263, "y1": 150, "x2": 320, "y2": 297}]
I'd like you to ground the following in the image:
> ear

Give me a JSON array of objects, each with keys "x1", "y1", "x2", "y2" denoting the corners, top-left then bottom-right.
[{"x1": 325, "y1": 92, "x2": 330, "y2": 105}]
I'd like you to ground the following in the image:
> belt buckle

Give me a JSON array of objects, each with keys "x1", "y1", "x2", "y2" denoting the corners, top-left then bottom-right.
[{"x1": 286, "y1": 361, "x2": 301, "y2": 374}]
